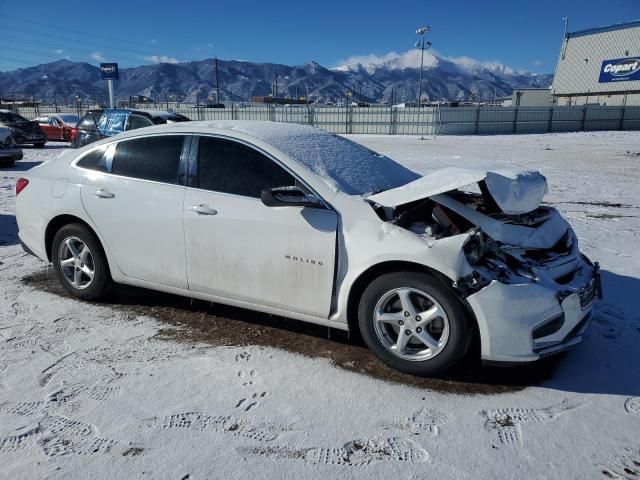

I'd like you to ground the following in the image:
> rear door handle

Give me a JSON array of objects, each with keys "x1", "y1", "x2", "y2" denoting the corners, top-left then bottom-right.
[
  {"x1": 190, "y1": 204, "x2": 218, "y2": 215},
  {"x1": 95, "y1": 188, "x2": 115, "y2": 199}
]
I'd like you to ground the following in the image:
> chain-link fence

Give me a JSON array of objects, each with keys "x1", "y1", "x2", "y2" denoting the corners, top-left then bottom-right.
[{"x1": 4, "y1": 102, "x2": 640, "y2": 135}]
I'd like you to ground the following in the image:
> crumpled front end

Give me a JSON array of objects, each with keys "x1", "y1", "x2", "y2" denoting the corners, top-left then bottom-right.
[
  {"x1": 368, "y1": 167, "x2": 601, "y2": 363},
  {"x1": 462, "y1": 226, "x2": 600, "y2": 362}
]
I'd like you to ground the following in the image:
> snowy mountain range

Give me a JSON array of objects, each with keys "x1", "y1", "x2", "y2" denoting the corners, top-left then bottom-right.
[{"x1": 0, "y1": 51, "x2": 552, "y2": 103}]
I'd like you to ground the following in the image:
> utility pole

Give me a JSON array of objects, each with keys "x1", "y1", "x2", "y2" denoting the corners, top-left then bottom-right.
[
  {"x1": 415, "y1": 26, "x2": 432, "y2": 106},
  {"x1": 215, "y1": 56, "x2": 220, "y2": 103},
  {"x1": 273, "y1": 69, "x2": 279, "y2": 99}
]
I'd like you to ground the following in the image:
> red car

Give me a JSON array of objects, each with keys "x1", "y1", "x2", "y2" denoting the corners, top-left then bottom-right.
[{"x1": 34, "y1": 114, "x2": 80, "y2": 142}]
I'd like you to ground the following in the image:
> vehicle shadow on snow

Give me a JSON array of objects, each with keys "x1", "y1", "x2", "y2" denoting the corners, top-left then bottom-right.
[
  {"x1": 0, "y1": 214, "x2": 19, "y2": 246},
  {"x1": 1, "y1": 161, "x2": 43, "y2": 172},
  {"x1": 542, "y1": 270, "x2": 640, "y2": 397},
  {"x1": 20, "y1": 268, "x2": 640, "y2": 396}
]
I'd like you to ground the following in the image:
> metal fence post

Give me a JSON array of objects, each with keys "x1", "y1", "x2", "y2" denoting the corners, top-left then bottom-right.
[
  {"x1": 619, "y1": 105, "x2": 626, "y2": 130},
  {"x1": 512, "y1": 107, "x2": 518, "y2": 134},
  {"x1": 581, "y1": 105, "x2": 587, "y2": 131},
  {"x1": 389, "y1": 106, "x2": 395, "y2": 135},
  {"x1": 308, "y1": 105, "x2": 314, "y2": 126},
  {"x1": 548, "y1": 107, "x2": 553, "y2": 133},
  {"x1": 475, "y1": 106, "x2": 480, "y2": 135}
]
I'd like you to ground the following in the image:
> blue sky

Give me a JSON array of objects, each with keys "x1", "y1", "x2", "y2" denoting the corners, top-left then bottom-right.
[{"x1": 0, "y1": 0, "x2": 637, "y2": 73}]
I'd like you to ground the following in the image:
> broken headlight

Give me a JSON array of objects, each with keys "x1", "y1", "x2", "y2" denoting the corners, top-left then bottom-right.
[{"x1": 463, "y1": 232, "x2": 536, "y2": 288}]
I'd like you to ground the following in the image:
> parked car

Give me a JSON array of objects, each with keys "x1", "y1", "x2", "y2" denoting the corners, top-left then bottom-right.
[
  {"x1": 73, "y1": 109, "x2": 190, "y2": 148},
  {"x1": 35, "y1": 114, "x2": 80, "y2": 142},
  {"x1": 0, "y1": 109, "x2": 47, "y2": 147},
  {"x1": 14, "y1": 121, "x2": 601, "y2": 376},
  {"x1": 0, "y1": 126, "x2": 23, "y2": 167},
  {"x1": 71, "y1": 109, "x2": 104, "y2": 148}
]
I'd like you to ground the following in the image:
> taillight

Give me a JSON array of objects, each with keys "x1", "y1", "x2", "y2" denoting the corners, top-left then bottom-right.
[
  {"x1": 71, "y1": 127, "x2": 78, "y2": 140},
  {"x1": 16, "y1": 178, "x2": 29, "y2": 196}
]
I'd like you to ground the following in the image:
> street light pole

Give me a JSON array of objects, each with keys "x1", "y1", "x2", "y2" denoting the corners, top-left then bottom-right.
[{"x1": 415, "y1": 25, "x2": 431, "y2": 106}]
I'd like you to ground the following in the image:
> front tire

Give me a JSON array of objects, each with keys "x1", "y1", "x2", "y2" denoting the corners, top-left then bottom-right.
[
  {"x1": 52, "y1": 224, "x2": 113, "y2": 300},
  {"x1": 358, "y1": 272, "x2": 472, "y2": 376}
]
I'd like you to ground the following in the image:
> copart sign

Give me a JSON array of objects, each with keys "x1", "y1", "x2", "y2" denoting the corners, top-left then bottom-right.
[{"x1": 599, "y1": 57, "x2": 640, "y2": 83}]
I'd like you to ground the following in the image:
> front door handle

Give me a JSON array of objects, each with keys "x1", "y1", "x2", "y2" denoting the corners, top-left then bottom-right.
[
  {"x1": 95, "y1": 188, "x2": 115, "y2": 199},
  {"x1": 190, "y1": 204, "x2": 218, "y2": 215}
]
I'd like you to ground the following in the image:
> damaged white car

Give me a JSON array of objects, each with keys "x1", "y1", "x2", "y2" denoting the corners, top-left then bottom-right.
[{"x1": 15, "y1": 121, "x2": 601, "y2": 376}]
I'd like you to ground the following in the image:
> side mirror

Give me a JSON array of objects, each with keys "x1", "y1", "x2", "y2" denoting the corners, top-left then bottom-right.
[{"x1": 261, "y1": 186, "x2": 324, "y2": 208}]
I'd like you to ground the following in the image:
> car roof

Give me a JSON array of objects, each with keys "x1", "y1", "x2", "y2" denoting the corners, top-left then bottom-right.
[
  {"x1": 102, "y1": 109, "x2": 175, "y2": 118},
  {"x1": 119, "y1": 120, "x2": 418, "y2": 196}
]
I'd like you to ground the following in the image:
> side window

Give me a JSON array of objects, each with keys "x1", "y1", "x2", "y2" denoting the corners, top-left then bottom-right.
[
  {"x1": 197, "y1": 137, "x2": 296, "y2": 198},
  {"x1": 77, "y1": 146, "x2": 108, "y2": 172},
  {"x1": 126, "y1": 114, "x2": 154, "y2": 131},
  {"x1": 111, "y1": 135, "x2": 184, "y2": 184}
]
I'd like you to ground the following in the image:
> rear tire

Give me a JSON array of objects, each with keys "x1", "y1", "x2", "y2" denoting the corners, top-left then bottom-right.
[
  {"x1": 358, "y1": 272, "x2": 472, "y2": 376},
  {"x1": 34, "y1": 142, "x2": 45, "y2": 148},
  {"x1": 52, "y1": 224, "x2": 113, "y2": 300}
]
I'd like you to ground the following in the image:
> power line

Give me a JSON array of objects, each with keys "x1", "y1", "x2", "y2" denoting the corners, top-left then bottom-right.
[
  {"x1": 0, "y1": 31, "x2": 153, "y2": 63},
  {"x1": 0, "y1": 17, "x2": 160, "y2": 56}
]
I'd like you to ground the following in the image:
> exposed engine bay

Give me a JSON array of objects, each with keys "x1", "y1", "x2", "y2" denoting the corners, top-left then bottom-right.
[{"x1": 369, "y1": 169, "x2": 601, "y2": 304}]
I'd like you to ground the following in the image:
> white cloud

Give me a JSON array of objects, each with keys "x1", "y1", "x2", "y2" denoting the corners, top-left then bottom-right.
[
  {"x1": 532, "y1": 59, "x2": 544, "y2": 67},
  {"x1": 144, "y1": 55, "x2": 179, "y2": 64},
  {"x1": 336, "y1": 49, "x2": 438, "y2": 71},
  {"x1": 53, "y1": 48, "x2": 64, "y2": 54},
  {"x1": 335, "y1": 49, "x2": 517, "y2": 75},
  {"x1": 150, "y1": 38, "x2": 157, "y2": 44},
  {"x1": 91, "y1": 51, "x2": 107, "y2": 62}
]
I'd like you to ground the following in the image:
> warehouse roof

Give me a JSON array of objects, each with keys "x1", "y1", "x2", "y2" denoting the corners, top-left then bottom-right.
[{"x1": 567, "y1": 19, "x2": 640, "y2": 39}]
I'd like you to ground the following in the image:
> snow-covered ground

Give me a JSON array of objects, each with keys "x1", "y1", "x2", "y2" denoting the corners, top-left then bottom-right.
[{"x1": 1, "y1": 132, "x2": 639, "y2": 479}]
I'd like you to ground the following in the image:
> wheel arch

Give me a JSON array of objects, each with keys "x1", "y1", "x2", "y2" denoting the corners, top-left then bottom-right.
[
  {"x1": 345, "y1": 261, "x2": 479, "y2": 344},
  {"x1": 44, "y1": 214, "x2": 101, "y2": 262}
]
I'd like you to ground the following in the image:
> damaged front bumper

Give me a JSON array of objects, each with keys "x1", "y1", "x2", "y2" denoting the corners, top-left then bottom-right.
[{"x1": 466, "y1": 257, "x2": 601, "y2": 363}]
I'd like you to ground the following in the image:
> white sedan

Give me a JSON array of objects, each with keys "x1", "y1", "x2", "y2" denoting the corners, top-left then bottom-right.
[{"x1": 15, "y1": 121, "x2": 600, "y2": 376}]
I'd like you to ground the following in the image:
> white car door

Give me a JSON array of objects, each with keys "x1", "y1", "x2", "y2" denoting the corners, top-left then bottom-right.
[
  {"x1": 183, "y1": 135, "x2": 338, "y2": 318},
  {"x1": 79, "y1": 134, "x2": 189, "y2": 289}
]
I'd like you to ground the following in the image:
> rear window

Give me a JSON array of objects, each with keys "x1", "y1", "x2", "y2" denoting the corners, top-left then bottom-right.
[
  {"x1": 78, "y1": 112, "x2": 101, "y2": 129},
  {"x1": 111, "y1": 135, "x2": 185, "y2": 184},
  {"x1": 0, "y1": 111, "x2": 28, "y2": 123},
  {"x1": 97, "y1": 112, "x2": 126, "y2": 136}
]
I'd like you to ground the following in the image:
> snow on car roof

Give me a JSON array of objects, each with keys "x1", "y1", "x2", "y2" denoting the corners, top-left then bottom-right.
[
  {"x1": 192, "y1": 120, "x2": 419, "y2": 195},
  {"x1": 137, "y1": 110, "x2": 178, "y2": 119}
]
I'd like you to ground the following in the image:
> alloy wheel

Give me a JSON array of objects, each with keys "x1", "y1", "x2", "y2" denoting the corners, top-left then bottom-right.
[
  {"x1": 58, "y1": 236, "x2": 95, "y2": 289},
  {"x1": 373, "y1": 287, "x2": 450, "y2": 361}
]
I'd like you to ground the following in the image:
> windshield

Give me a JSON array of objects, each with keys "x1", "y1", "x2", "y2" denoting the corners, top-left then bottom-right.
[
  {"x1": 0, "y1": 111, "x2": 29, "y2": 123},
  {"x1": 207, "y1": 121, "x2": 420, "y2": 196},
  {"x1": 58, "y1": 115, "x2": 80, "y2": 124}
]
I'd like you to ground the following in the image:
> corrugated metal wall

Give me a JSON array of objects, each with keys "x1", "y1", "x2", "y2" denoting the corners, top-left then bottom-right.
[{"x1": 552, "y1": 24, "x2": 640, "y2": 96}]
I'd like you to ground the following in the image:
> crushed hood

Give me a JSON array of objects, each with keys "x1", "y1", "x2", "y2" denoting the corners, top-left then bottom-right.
[
  {"x1": 368, "y1": 167, "x2": 548, "y2": 215},
  {"x1": 0, "y1": 127, "x2": 10, "y2": 142}
]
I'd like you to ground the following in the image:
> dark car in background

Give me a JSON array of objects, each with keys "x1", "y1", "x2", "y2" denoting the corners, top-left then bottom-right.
[
  {"x1": 34, "y1": 114, "x2": 80, "y2": 142},
  {"x1": 71, "y1": 109, "x2": 104, "y2": 148},
  {"x1": 0, "y1": 110, "x2": 47, "y2": 147},
  {"x1": 0, "y1": 126, "x2": 23, "y2": 167},
  {"x1": 73, "y1": 109, "x2": 190, "y2": 148}
]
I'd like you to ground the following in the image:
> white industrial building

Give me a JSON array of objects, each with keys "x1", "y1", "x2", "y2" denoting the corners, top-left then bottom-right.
[{"x1": 552, "y1": 20, "x2": 640, "y2": 106}]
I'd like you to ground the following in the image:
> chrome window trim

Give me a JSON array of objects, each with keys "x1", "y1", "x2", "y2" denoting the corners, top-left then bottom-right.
[
  {"x1": 188, "y1": 133, "x2": 333, "y2": 211},
  {"x1": 72, "y1": 133, "x2": 190, "y2": 188}
]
